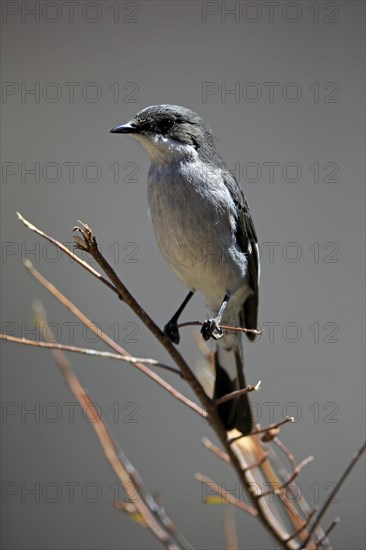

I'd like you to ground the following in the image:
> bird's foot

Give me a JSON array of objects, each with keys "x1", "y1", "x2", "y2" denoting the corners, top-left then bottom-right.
[
  {"x1": 164, "y1": 319, "x2": 180, "y2": 345},
  {"x1": 201, "y1": 318, "x2": 224, "y2": 341}
]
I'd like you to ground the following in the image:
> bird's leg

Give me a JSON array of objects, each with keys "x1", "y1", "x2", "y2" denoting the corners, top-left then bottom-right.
[
  {"x1": 201, "y1": 293, "x2": 231, "y2": 341},
  {"x1": 164, "y1": 290, "x2": 195, "y2": 344}
]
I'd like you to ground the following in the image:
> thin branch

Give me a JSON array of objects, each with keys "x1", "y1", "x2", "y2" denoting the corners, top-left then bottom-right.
[
  {"x1": 215, "y1": 381, "x2": 261, "y2": 406},
  {"x1": 268, "y1": 438, "x2": 320, "y2": 543},
  {"x1": 195, "y1": 473, "x2": 258, "y2": 517},
  {"x1": 16, "y1": 212, "x2": 119, "y2": 296},
  {"x1": 280, "y1": 455, "x2": 314, "y2": 489},
  {"x1": 22, "y1": 259, "x2": 206, "y2": 419},
  {"x1": 243, "y1": 454, "x2": 269, "y2": 471},
  {"x1": 202, "y1": 437, "x2": 268, "y2": 472},
  {"x1": 272, "y1": 437, "x2": 314, "y2": 493},
  {"x1": 300, "y1": 441, "x2": 366, "y2": 548},
  {"x1": 255, "y1": 417, "x2": 294, "y2": 437},
  {"x1": 177, "y1": 320, "x2": 262, "y2": 337},
  {"x1": 70, "y1": 222, "x2": 303, "y2": 543},
  {"x1": 228, "y1": 417, "x2": 294, "y2": 444},
  {"x1": 314, "y1": 518, "x2": 339, "y2": 549},
  {"x1": 223, "y1": 509, "x2": 238, "y2": 550},
  {"x1": 33, "y1": 306, "x2": 182, "y2": 549},
  {"x1": 272, "y1": 437, "x2": 298, "y2": 472},
  {"x1": 72, "y1": 222, "x2": 208, "y2": 400},
  {"x1": 0, "y1": 334, "x2": 181, "y2": 376},
  {"x1": 18, "y1": 214, "x2": 209, "y2": 415},
  {"x1": 17, "y1": 214, "x2": 329, "y2": 547},
  {"x1": 283, "y1": 509, "x2": 317, "y2": 543},
  {"x1": 112, "y1": 501, "x2": 145, "y2": 523},
  {"x1": 202, "y1": 437, "x2": 231, "y2": 464},
  {"x1": 260, "y1": 456, "x2": 313, "y2": 498},
  {"x1": 103, "y1": 422, "x2": 194, "y2": 550}
]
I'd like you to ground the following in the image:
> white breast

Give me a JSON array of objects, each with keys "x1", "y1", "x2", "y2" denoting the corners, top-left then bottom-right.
[{"x1": 147, "y1": 159, "x2": 251, "y2": 314}]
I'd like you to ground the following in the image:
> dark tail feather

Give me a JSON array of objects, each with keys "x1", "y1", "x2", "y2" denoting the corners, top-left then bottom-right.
[
  {"x1": 214, "y1": 349, "x2": 253, "y2": 435},
  {"x1": 243, "y1": 293, "x2": 259, "y2": 342}
]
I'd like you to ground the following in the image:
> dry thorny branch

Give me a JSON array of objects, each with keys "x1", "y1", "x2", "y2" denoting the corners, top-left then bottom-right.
[{"x1": 1, "y1": 212, "x2": 365, "y2": 549}]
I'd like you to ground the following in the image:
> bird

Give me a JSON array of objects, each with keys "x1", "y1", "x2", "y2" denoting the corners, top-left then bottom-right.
[{"x1": 111, "y1": 105, "x2": 260, "y2": 435}]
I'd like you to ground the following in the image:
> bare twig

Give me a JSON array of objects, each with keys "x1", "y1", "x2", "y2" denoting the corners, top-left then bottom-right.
[
  {"x1": 254, "y1": 417, "x2": 295, "y2": 436},
  {"x1": 243, "y1": 454, "x2": 269, "y2": 471},
  {"x1": 18, "y1": 214, "x2": 209, "y2": 417},
  {"x1": 215, "y1": 381, "x2": 261, "y2": 406},
  {"x1": 195, "y1": 473, "x2": 257, "y2": 517},
  {"x1": 103, "y1": 422, "x2": 194, "y2": 550},
  {"x1": 23, "y1": 214, "x2": 299, "y2": 543},
  {"x1": 16, "y1": 214, "x2": 345, "y2": 548},
  {"x1": 70, "y1": 221, "x2": 323, "y2": 546},
  {"x1": 32, "y1": 305, "x2": 184, "y2": 550},
  {"x1": 202, "y1": 437, "x2": 231, "y2": 464},
  {"x1": 271, "y1": 437, "x2": 314, "y2": 493},
  {"x1": 260, "y1": 456, "x2": 314, "y2": 498},
  {"x1": 0, "y1": 334, "x2": 181, "y2": 376},
  {"x1": 223, "y1": 509, "x2": 238, "y2": 550},
  {"x1": 300, "y1": 441, "x2": 366, "y2": 548},
  {"x1": 16, "y1": 212, "x2": 119, "y2": 296},
  {"x1": 314, "y1": 518, "x2": 339, "y2": 549},
  {"x1": 22, "y1": 259, "x2": 206, "y2": 418},
  {"x1": 228, "y1": 417, "x2": 294, "y2": 444},
  {"x1": 72, "y1": 223, "x2": 207, "y2": 397},
  {"x1": 202, "y1": 437, "x2": 268, "y2": 472},
  {"x1": 283, "y1": 509, "x2": 317, "y2": 543},
  {"x1": 266, "y1": 439, "x2": 321, "y2": 544},
  {"x1": 273, "y1": 437, "x2": 298, "y2": 472},
  {"x1": 177, "y1": 320, "x2": 262, "y2": 337}
]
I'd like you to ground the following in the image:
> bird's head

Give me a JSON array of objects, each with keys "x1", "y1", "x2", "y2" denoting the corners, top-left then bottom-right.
[{"x1": 111, "y1": 104, "x2": 219, "y2": 165}]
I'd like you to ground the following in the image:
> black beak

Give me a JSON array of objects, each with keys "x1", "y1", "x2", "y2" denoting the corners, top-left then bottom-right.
[{"x1": 110, "y1": 122, "x2": 138, "y2": 134}]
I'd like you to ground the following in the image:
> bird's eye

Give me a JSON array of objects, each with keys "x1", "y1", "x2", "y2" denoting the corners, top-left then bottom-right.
[{"x1": 158, "y1": 118, "x2": 175, "y2": 133}]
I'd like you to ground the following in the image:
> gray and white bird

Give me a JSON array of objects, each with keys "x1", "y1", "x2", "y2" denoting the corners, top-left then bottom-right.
[{"x1": 111, "y1": 105, "x2": 260, "y2": 435}]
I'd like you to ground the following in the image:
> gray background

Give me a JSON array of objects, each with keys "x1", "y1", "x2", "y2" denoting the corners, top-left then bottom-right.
[{"x1": 1, "y1": 1, "x2": 365, "y2": 549}]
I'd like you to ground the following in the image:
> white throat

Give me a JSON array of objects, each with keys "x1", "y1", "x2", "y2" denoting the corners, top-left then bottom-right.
[{"x1": 133, "y1": 134, "x2": 198, "y2": 165}]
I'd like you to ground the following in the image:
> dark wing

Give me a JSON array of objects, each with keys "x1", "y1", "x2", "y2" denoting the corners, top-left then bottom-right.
[{"x1": 223, "y1": 171, "x2": 259, "y2": 341}]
